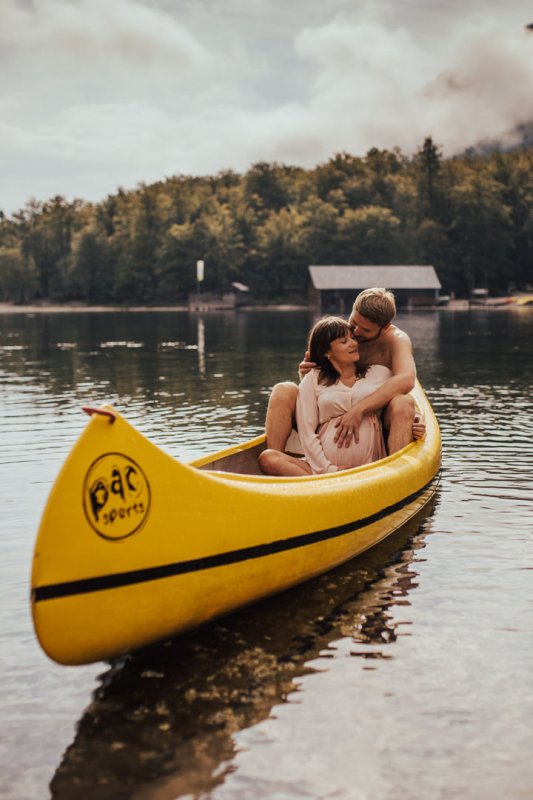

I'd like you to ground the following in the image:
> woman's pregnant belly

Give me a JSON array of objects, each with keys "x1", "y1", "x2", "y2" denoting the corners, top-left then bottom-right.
[{"x1": 318, "y1": 413, "x2": 386, "y2": 470}]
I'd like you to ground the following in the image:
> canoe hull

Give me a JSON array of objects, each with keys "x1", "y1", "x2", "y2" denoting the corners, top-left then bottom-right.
[{"x1": 31, "y1": 384, "x2": 441, "y2": 665}]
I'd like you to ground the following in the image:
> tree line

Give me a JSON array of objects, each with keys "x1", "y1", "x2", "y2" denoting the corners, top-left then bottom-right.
[{"x1": 1, "y1": 138, "x2": 532, "y2": 305}]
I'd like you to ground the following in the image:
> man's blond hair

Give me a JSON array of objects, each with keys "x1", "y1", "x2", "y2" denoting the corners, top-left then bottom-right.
[{"x1": 353, "y1": 288, "x2": 396, "y2": 327}]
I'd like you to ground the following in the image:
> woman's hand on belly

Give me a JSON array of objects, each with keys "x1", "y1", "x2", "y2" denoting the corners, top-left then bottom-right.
[{"x1": 333, "y1": 406, "x2": 363, "y2": 447}]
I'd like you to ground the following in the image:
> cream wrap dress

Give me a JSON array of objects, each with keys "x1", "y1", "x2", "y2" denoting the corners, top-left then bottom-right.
[{"x1": 296, "y1": 365, "x2": 391, "y2": 474}]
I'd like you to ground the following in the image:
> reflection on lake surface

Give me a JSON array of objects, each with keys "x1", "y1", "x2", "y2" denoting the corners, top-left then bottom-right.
[{"x1": 1, "y1": 308, "x2": 532, "y2": 799}]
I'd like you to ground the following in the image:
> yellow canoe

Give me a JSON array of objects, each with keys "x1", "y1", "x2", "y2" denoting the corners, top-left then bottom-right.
[{"x1": 31, "y1": 382, "x2": 441, "y2": 666}]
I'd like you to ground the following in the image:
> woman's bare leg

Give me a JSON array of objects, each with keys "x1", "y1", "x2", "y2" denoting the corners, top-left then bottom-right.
[
  {"x1": 265, "y1": 382, "x2": 298, "y2": 451},
  {"x1": 259, "y1": 449, "x2": 312, "y2": 477}
]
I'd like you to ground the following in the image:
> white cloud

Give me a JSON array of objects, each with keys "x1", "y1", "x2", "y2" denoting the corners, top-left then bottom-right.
[
  {"x1": 1, "y1": 0, "x2": 533, "y2": 212},
  {"x1": 421, "y1": 26, "x2": 533, "y2": 151},
  {"x1": 1, "y1": 0, "x2": 209, "y2": 70}
]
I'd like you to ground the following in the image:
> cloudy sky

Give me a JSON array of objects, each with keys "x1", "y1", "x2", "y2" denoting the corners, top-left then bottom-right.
[{"x1": 1, "y1": 0, "x2": 533, "y2": 213}]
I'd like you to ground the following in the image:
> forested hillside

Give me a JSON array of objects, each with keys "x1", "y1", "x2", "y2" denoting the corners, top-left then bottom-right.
[{"x1": 1, "y1": 138, "x2": 532, "y2": 304}]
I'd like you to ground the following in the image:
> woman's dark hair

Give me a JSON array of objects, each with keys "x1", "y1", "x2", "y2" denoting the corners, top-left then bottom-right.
[{"x1": 308, "y1": 316, "x2": 365, "y2": 386}]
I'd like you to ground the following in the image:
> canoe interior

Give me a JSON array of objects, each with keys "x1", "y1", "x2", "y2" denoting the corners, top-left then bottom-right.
[
  {"x1": 195, "y1": 430, "x2": 303, "y2": 475},
  {"x1": 197, "y1": 440, "x2": 266, "y2": 474}
]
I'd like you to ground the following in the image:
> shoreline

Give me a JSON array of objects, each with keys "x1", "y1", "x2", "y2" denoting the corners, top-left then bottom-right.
[
  {"x1": 0, "y1": 303, "x2": 188, "y2": 314},
  {"x1": 0, "y1": 303, "x2": 309, "y2": 314},
  {"x1": 0, "y1": 300, "x2": 530, "y2": 314}
]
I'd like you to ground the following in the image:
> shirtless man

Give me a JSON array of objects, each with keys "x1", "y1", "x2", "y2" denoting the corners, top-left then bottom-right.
[{"x1": 265, "y1": 287, "x2": 422, "y2": 454}]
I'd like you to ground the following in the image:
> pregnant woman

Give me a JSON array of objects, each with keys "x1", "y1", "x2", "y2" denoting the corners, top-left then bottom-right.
[{"x1": 259, "y1": 316, "x2": 394, "y2": 477}]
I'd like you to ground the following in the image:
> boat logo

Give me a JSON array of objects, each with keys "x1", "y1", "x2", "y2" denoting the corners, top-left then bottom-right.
[{"x1": 83, "y1": 453, "x2": 151, "y2": 540}]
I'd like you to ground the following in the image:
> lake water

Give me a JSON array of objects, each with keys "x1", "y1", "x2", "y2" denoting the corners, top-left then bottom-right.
[{"x1": 1, "y1": 308, "x2": 532, "y2": 800}]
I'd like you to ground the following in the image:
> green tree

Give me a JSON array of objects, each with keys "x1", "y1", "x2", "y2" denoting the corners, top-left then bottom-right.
[
  {"x1": 73, "y1": 231, "x2": 113, "y2": 303},
  {"x1": 254, "y1": 207, "x2": 306, "y2": 294},
  {"x1": 0, "y1": 244, "x2": 39, "y2": 302},
  {"x1": 414, "y1": 137, "x2": 445, "y2": 221},
  {"x1": 338, "y1": 205, "x2": 401, "y2": 263},
  {"x1": 449, "y1": 170, "x2": 513, "y2": 293},
  {"x1": 300, "y1": 198, "x2": 340, "y2": 265},
  {"x1": 245, "y1": 162, "x2": 289, "y2": 213}
]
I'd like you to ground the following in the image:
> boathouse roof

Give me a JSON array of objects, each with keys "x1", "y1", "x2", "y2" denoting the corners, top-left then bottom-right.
[{"x1": 309, "y1": 265, "x2": 441, "y2": 290}]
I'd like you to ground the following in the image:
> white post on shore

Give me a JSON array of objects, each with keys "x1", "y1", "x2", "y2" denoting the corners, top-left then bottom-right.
[{"x1": 196, "y1": 259, "x2": 204, "y2": 298}]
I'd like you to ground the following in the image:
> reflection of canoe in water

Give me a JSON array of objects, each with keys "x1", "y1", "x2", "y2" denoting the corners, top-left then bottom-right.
[{"x1": 31, "y1": 381, "x2": 441, "y2": 666}]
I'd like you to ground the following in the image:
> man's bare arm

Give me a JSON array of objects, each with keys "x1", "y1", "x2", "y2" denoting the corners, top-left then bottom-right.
[{"x1": 334, "y1": 336, "x2": 416, "y2": 445}]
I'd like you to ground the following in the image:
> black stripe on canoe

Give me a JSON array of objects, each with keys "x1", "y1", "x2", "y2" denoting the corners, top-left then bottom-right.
[{"x1": 33, "y1": 475, "x2": 439, "y2": 603}]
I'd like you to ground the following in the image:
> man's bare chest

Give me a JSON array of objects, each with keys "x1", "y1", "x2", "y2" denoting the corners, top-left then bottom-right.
[{"x1": 359, "y1": 342, "x2": 392, "y2": 369}]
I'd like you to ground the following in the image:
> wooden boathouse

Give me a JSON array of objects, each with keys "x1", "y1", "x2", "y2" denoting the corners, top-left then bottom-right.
[{"x1": 308, "y1": 265, "x2": 442, "y2": 311}]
